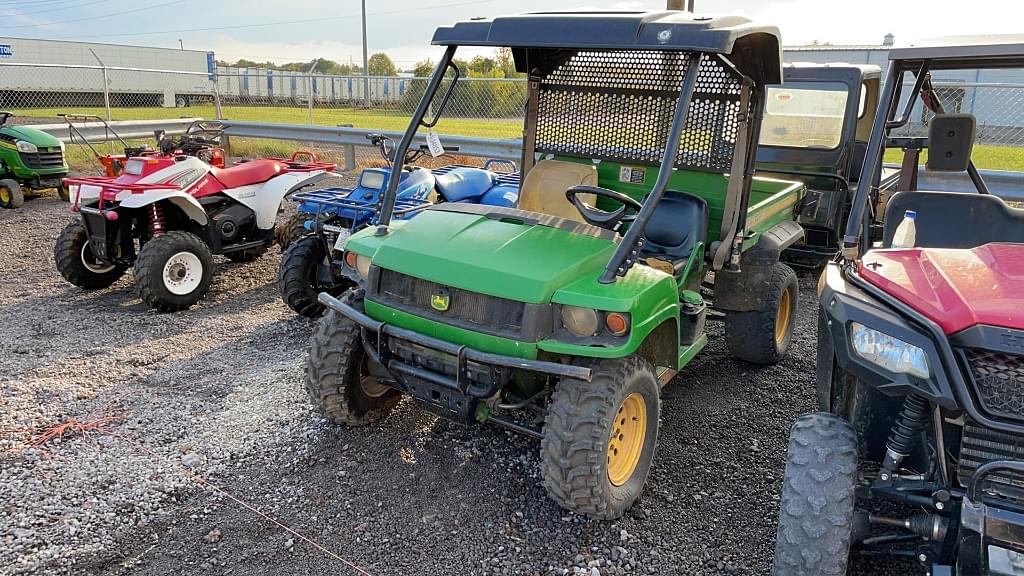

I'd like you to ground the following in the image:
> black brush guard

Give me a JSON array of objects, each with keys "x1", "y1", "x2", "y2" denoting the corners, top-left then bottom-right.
[{"x1": 319, "y1": 291, "x2": 591, "y2": 424}]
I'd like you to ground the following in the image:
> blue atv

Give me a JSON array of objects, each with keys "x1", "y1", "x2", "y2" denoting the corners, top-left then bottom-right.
[{"x1": 277, "y1": 134, "x2": 520, "y2": 317}]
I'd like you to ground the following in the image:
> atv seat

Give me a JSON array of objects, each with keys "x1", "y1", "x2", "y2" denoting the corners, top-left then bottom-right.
[
  {"x1": 210, "y1": 159, "x2": 286, "y2": 189},
  {"x1": 883, "y1": 190, "x2": 1024, "y2": 249},
  {"x1": 639, "y1": 190, "x2": 709, "y2": 274},
  {"x1": 434, "y1": 167, "x2": 495, "y2": 202}
]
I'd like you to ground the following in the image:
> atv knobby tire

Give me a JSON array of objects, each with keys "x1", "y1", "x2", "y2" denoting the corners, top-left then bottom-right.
[
  {"x1": 0, "y1": 179, "x2": 24, "y2": 209},
  {"x1": 725, "y1": 262, "x2": 799, "y2": 364},
  {"x1": 54, "y1": 220, "x2": 127, "y2": 289},
  {"x1": 133, "y1": 231, "x2": 214, "y2": 312},
  {"x1": 278, "y1": 235, "x2": 352, "y2": 317},
  {"x1": 773, "y1": 412, "x2": 858, "y2": 576},
  {"x1": 541, "y1": 355, "x2": 659, "y2": 520},
  {"x1": 305, "y1": 309, "x2": 401, "y2": 425},
  {"x1": 223, "y1": 243, "x2": 269, "y2": 263},
  {"x1": 276, "y1": 212, "x2": 308, "y2": 250}
]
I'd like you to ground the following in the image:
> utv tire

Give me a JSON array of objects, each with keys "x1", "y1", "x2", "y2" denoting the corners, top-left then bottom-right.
[
  {"x1": 725, "y1": 262, "x2": 799, "y2": 364},
  {"x1": 133, "y1": 231, "x2": 214, "y2": 312},
  {"x1": 0, "y1": 179, "x2": 24, "y2": 209},
  {"x1": 305, "y1": 309, "x2": 401, "y2": 425},
  {"x1": 276, "y1": 212, "x2": 309, "y2": 250},
  {"x1": 278, "y1": 235, "x2": 353, "y2": 317},
  {"x1": 773, "y1": 412, "x2": 858, "y2": 576},
  {"x1": 223, "y1": 243, "x2": 269, "y2": 263},
  {"x1": 54, "y1": 220, "x2": 127, "y2": 289},
  {"x1": 541, "y1": 355, "x2": 659, "y2": 520}
]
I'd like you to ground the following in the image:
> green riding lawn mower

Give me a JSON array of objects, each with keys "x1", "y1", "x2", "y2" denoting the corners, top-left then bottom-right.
[
  {"x1": 0, "y1": 112, "x2": 69, "y2": 208},
  {"x1": 305, "y1": 11, "x2": 808, "y2": 519}
]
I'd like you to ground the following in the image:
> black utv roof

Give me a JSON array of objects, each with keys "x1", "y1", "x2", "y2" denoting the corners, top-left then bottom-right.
[
  {"x1": 431, "y1": 11, "x2": 782, "y2": 84},
  {"x1": 889, "y1": 35, "x2": 1024, "y2": 69}
]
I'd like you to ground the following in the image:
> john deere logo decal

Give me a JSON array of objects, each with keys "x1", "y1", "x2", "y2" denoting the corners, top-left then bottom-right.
[{"x1": 430, "y1": 287, "x2": 450, "y2": 312}]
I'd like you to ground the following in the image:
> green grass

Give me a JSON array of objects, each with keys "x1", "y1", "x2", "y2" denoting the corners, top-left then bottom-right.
[
  {"x1": 884, "y1": 144, "x2": 1024, "y2": 172},
  {"x1": 15, "y1": 105, "x2": 524, "y2": 140}
]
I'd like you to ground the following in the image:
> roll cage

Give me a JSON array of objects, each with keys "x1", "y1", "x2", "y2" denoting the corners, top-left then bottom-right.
[
  {"x1": 843, "y1": 39, "x2": 1024, "y2": 256},
  {"x1": 372, "y1": 11, "x2": 782, "y2": 283}
]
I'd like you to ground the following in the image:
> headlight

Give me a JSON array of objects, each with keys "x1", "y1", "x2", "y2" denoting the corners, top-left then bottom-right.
[
  {"x1": 562, "y1": 305, "x2": 599, "y2": 337},
  {"x1": 16, "y1": 140, "x2": 38, "y2": 153},
  {"x1": 850, "y1": 322, "x2": 929, "y2": 379},
  {"x1": 344, "y1": 251, "x2": 371, "y2": 279}
]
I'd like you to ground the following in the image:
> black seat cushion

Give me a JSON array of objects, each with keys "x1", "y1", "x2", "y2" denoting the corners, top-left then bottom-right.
[
  {"x1": 883, "y1": 191, "x2": 1024, "y2": 249},
  {"x1": 640, "y1": 190, "x2": 709, "y2": 268}
]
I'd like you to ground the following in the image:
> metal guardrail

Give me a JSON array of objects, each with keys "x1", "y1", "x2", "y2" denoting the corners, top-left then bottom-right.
[
  {"x1": 33, "y1": 118, "x2": 201, "y2": 143},
  {"x1": 29, "y1": 116, "x2": 1023, "y2": 201},
  {"x1": 215, "y1": 120, "x2": 523, "y2": 169}
]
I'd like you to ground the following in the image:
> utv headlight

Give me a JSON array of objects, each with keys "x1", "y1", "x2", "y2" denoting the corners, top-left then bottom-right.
[
  {"x1": 850, "y1": 322, "x2": 929, "y2": 379},
  {"x1": 343, "y1": 251, "x2": 371, "y2": 279},
  {"x1": 562, "y1": 305, "x2": 599, "y2": 337},
  {"x1": 16, "y1": 140, "x2": 38, "y2": 153}
]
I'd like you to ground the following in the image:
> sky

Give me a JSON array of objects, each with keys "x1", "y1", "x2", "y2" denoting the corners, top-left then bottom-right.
[{"x1": 6, "y1": 0, "x2": 1023, "y2": 68}]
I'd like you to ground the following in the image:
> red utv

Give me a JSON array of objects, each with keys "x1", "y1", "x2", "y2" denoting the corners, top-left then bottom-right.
[{"x1": 773, "y1": 41, "x2": 1024, "y2": 574}]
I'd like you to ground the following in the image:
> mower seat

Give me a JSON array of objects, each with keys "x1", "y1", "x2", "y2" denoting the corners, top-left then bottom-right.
[
  {"x1": 639, "y1": 191, "x2": 709, "y2": 274},
  {"x1": 210, "y1": 160, "x2": 286, "y2": 189},
  {"x1": 883, "y1": 191, "x2": 1024, "y2": 249},
  {"x1": 518, "y1": 160, "x2": 597, "y2": 222},
  {"x1": 434, "y1": 167, "x2": 496, "y2": 202}
]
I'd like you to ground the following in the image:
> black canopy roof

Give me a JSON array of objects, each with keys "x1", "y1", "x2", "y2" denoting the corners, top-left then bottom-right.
[
  {"x1": 889, "y1": 35, "x2": 1024, "y2": 69},
  {"x1": 431, "y1": 11, "x2": 782, "y2": 85}
]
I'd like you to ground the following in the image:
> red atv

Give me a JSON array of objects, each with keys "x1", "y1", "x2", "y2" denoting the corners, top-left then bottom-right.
[
  {"x1": 773, "y1": 43, "x2": 1024, "y2": 575},
  {"x1": 55, "y1": 143, "x2": 337, "y2": 312}
]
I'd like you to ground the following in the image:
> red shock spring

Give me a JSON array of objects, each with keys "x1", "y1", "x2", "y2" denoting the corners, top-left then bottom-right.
[{"x1": 149, "y1": 203, "x2": 167, "y2": 236}]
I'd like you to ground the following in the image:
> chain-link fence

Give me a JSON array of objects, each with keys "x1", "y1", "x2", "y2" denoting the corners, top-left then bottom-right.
[
  {"x1": 0, "y1": 62, "x2": 528, "y2": 172},
  {"x1": 891, "y1": 82, "x2": 1024, "y2": 146},
  {"x1": 5, "y1": 62, "x2": 1024, "y2": 172},
  {"x1": 0, "y1": 62, "x2": 527, "y2": 137}
]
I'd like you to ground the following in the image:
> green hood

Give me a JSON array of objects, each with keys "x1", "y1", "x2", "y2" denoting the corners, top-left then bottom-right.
[
  {"x1": 1, "y1": 125, "x2": 64, "y2": 148},
  {"x1": 351, "y1": 209, "x2": 617, "y2": 304}
]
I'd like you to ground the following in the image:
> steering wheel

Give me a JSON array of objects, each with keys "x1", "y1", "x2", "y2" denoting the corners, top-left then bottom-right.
[{"x1": 565, "y1": 185, "x2": 642, "y2": 231}]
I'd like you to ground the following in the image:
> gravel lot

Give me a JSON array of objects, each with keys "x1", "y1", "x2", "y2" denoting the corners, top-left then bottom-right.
[{"x1": 1, "y1": 190, "x2": 887, "y2": 576}]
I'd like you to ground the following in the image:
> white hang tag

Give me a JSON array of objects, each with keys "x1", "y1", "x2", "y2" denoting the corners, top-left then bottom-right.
[{"x1": 425, "y1": 130, "x2": 445, "y2": 158}]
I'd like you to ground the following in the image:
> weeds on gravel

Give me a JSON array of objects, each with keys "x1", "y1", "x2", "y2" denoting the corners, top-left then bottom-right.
[{"x1": 2, "y1": 407, "x2": 122, "y2": 457}]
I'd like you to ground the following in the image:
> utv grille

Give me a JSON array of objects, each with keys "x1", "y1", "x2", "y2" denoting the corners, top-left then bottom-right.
[
  {"x1": 372, "y1": 268, "x2": 525, "y2": 337},
  {"x1": 19, "y1": 149, "x2": 65, "y2": 169},
  {"x1": 966, "y1": 349, "x2": 1024, "y2": 421},
  {"x1": 958, "y1": 420, "x2": 1024, "y2": 504}
]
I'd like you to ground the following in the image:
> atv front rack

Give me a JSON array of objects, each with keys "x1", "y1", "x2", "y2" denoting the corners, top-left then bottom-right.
[
  {"x1": 292, "y1": 187, "x2": 430, "y2": 229},
  {"x1": 63, "y1": 176, "x2": 178, "y2": 211}
]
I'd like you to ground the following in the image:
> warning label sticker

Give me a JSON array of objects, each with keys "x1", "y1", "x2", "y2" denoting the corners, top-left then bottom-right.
[{"x1": 618, "y1": 166, "x2": 646, "y2": 184}]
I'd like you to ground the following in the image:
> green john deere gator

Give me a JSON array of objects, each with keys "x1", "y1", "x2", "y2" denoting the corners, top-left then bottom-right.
[{"x1": 307, "y1": 11, "x2": 806, "y2": 519}]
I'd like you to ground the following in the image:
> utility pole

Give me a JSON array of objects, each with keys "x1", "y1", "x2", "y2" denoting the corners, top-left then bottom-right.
[{"x1": 361, "y1": 0, "x2": 370, "y2": 108}]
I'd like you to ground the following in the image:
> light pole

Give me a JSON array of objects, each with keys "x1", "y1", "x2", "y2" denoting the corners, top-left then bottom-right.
[{"x1": 361, "y1": 0, "x2": 370, "y2": 108}]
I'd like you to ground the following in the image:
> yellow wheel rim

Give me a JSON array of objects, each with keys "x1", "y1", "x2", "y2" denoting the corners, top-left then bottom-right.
[
  {"x1": 0, "y1": 187, "x2": 9, "y2": 204},
  {"x1": 607, "y1": 393, "x2": 647, "y2": 487},
  {"x1": 775, "y1": 288, "x2": 792, "y2": 345}
]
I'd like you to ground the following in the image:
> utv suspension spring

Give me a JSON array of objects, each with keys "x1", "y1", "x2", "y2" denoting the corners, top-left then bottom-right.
[
  {"x1": 149, "y1": 203, "x2": 167, "y2": 236},
  {"x1": 881, "y1": 394, "x2": 930, "y2": 479}
]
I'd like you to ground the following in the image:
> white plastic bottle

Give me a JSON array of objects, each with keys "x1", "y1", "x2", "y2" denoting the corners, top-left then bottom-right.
[{"x1": 891, "y1": 210, "x2": 917, "y2": 249}]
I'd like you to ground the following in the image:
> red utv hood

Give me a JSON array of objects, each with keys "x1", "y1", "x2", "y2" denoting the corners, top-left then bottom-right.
[{"x1": 859, "y1": 244, "x2": 1024, "y2": 334}]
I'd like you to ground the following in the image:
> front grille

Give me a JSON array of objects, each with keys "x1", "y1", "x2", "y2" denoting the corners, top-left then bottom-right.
[
  {"x1": 373, "y1": 268, "x2": 525, "y2": 336},
  {"x1": 966, "y1": 349, "x2": 1024, "y2": 421},
  {"x1": 19, "y1": 148, "x2": 65, "y2": 169},
  {"x1": 958, "y1": 420, "x2": 1024, "y2": 503}
]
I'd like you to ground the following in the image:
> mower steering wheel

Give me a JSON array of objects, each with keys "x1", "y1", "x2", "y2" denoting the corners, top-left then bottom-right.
[{"x1": 565, "y1": 185, "x2": 642, "y2": 231}]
